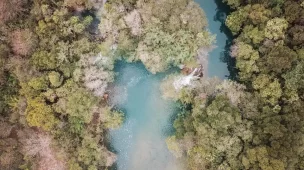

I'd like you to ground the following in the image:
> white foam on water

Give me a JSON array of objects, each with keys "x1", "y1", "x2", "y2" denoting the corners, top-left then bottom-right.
[{"x1": 173, "y1": 68, "x2": 200, "y2": 90}]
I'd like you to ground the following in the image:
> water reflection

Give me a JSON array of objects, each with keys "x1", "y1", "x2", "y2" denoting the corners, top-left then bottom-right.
[
  {"x1": 213, "y1": 0, "x2": 237, "y2": 80},
  {"x1": 198, "y1": 0, "x2": 234, "y2": 79}
]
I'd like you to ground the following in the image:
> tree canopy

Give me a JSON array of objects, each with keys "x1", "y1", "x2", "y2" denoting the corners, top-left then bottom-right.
[
  {"x1": 99, "y1": 0, "x2": 214, "y2": 73},
  {"x1": 166, "y1": 0, "x2": 304, "y2": 169}
]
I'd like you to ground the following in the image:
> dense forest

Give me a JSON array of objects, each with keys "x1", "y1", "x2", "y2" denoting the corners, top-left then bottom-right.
[
  {"x1": 0, "y1": 0, "x2": 124, "y2": 169},
  {"x1": 99, "y1": 0, "x2": 214, "y2": 73},
  {"x1": 165, "y1": 0, "x2": 304, "y2": 170},
  {"x1": 0, "y1": 0, "x2": 213, "y2": 169},
  {"x1": 1, "y1": 0, "x2": 304, "y2": 170}
]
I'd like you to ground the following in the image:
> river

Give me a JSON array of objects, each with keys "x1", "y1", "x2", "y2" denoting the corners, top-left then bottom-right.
[{"x1": 108, "y1": 1, "x2": 232, "y2": 170}]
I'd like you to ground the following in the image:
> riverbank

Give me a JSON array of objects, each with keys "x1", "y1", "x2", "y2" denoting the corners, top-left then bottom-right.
[
  {"x1": 0, "y1": 0, "x2": 234, "y2": 169},
  {"x1": 107, "y1": 0, "x2": 232, "y2": 169}
]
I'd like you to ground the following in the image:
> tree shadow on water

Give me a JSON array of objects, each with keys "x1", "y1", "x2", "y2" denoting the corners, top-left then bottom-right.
[{"x1": 213, "y1": 0, "x2": 238, "y2": 80}]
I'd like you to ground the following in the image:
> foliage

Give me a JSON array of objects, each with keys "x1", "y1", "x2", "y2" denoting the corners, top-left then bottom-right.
[
  {"x1": 99, "y1": 0, "x2": 214, "y2": 73},
  {"x1": 166, "y1": 136, "x2": 183, "y2": 158},
  {"x1": 265, "y1": 18, "x2": 288, "y2": 40},
  {"x1": 0, "y1": 137, "x2": 24, "y2": 170},
  {"x1": 137, "y1": 28, "x2": 214, "y2": 73},
  {"x1": 76, "y1": 133, "x2": 106, "y2": 167},
  {"x1": 27, "y1": 75, "x2": 49, "y2": 91},
  {"x1": 166, "y1": 82, "x2": 253, "y2": 170},
  {"x1": 253, "y1": 75, "x2": 282, "y2": 105},
  {"x1": 65, "y1": 88, "x2": 97, "y2": 123},
  {"x1": 18, "y1": 129, "x2": 66, "y2": 170},
  {"x1": 242, "y1": 147, "x2": 285, "y2": 170},
  {"x1": 0, "y1": 73, "x2": 19, "y2": 115},
  {"x1": 63, "y1": 0, "x2": 90, "y2": 10},
  {"x1": 79, "y1": 54, "x2": 115, "y2": 97},
  {"x1": 287, "y1": 25, "x2": 304, "y2": 48},
  {"x1": 100, "y1": 107, "x2": 124, "y2": 129},
  {"x1": 0, "y1": 0, "x2": 122, "y2": 169},
  {"x1": 174, "y1": 1, "x2": 304, "y2": 169},
  {"x1": 225, "y1": 7, "x2": 248, "y2": 35},
  {"x1": 284, "y1": 1, "x2": 304, "y2": 23},
  {"x1": 231, "y1": 42, "x2": 260, "y2": 81},
  {"x1": 48, "y1": 71, "x2": 63, "y2": 88},
  {"x1": 283, "y1": 61, "x2": 304, "y2": 102},
  {"x1": 25, "y1": 97, "x2": 59, "y2": 131},
  {"x1": 31, "y1": 50, "x2": 59, "y2": 70},
  {"x1": 248, "y1": 4, "x2": 272, "y2": 25},
  {"x1": 0, "y1": 0, "x2": 27, "y2": 25},
  {"x1": 258, "y1": 46, "x2": 297, "y2": 75},
  {"x1": 167, "y1": 1, "x2": 304, "y2": 169},
  {"x1": 10, "y1": 29, "x2": 37, "y2": 57},
  {"x1": 238, "y1": 25, "x2": 265, "y2": 45},
  {"x1": 4, "y1": 0, "x2": 304, "y2": 169},
  {"x1": 223, "y1": 0, "x2": 241, "y2": 9}
]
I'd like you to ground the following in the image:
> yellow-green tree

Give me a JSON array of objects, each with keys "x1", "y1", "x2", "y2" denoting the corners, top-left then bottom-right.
[{"x1": 26, "y1": 97, "x2": 58, "y2": 131}]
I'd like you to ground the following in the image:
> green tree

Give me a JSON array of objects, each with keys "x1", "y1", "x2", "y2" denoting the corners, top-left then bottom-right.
[
  {"x1": 31, "y1": 50, "x2": 58, "y2": 70},
  {"x1": 287, "y1": 25, "x2": 304, "y2": 47},
  {"x1": 224, "y1": 0, "x2": 241, "y2": 9},
  {"x1": 188, "y1": 96, "x2": 252, "y2": 169},
  {"x1": 66, "y1": 88, "x2": 97, "y2": 123},
  {"x1": 63, "y1": 0, "x2": 93, "y2": 11},
  {"x1": 258, "y1": 46, "x2": 297, "y2": 75},
  {"x1": 25, "y1": 97, "x2": 58, "y2": 131},
  {"x1": 284, "y1": 1, "x2": 303, "y2": 23},
  {"x1": 76, "y1": 133, "x2": 108, "y2": 167},
  {"x1": 101, "y1": 107, "x2": 124, "y2": 129},
  {"x1": 231, "y1": 42, "x2": 260, "y2": 81},
  {"x1": 283, "y1": 61, "x2": 304, "y2": 102},
  {"x1": 252, "y1": 74, "x2": 282, "y2": 105},
  {"x1": 239, "y1": 25, "x2": 265, "y2": 45},
  {"x1": 99, "y1": 0, "x2": 214, "y2": 73},
  {"x1": 225, "y1": 7, "x2": 248, "y2": 35},
  {"x1": 48, "y1": 71, "x2": 63, "y2": 88},
  {"x1": 265, "y1": 18, "x2": 288, "y2": 40},
  {"x1": 242, "y1": 147, "x2": 285, "y2": 170},
  {"x1": 248, "y1": 4, "x2": 272, "y2": 25},
  {"x1": 27, "y1": 75, "x2": 49, "y2": 91}
]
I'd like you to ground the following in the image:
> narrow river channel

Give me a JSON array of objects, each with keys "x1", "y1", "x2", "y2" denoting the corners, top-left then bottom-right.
[{"x1": 109, "y1": 1, "x2": 232, "y2": 169}]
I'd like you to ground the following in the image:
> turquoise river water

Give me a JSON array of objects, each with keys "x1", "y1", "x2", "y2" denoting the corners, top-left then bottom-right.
[{"x1": 109, "y1": 1, "x2": 232, "y2": 169}]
